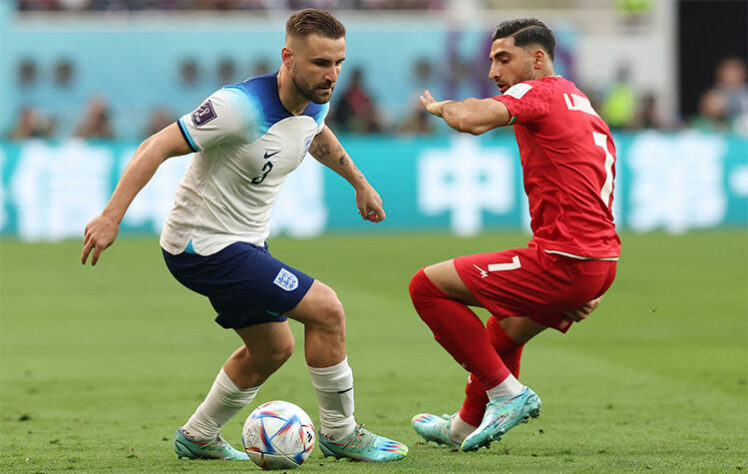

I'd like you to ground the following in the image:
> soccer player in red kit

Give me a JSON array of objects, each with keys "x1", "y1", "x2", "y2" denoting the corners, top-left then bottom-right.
[{"x1": 410, "y1": 18, "x2": 620, "y2": 452}]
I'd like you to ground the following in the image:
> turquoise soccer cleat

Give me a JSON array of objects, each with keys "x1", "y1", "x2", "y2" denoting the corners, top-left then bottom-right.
[
  {"x1": 173, "y1": 428, "x2": 249, "y2": 460},
  {"x1": 460, "y1": 387, "x2": 541, "y2": 451},
  {"x1": 318, "y1": 424, "x2": 408, "y2": 462},
  {"x1": 411, "y1": 413, "x2": 461, "y2": 448}
]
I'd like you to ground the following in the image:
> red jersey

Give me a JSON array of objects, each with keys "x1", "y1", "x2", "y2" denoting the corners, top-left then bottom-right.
[{"x1": 493, "y1": 76, "x2": 621, "y2": 258}]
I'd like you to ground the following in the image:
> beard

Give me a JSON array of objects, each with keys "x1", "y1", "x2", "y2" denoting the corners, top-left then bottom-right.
[
  {"x1": 517, "y1": 61, "x2": 536, "y2": 84},
  {"x1": 291, "y1": 72, "x2": 335, "y2": 104}
]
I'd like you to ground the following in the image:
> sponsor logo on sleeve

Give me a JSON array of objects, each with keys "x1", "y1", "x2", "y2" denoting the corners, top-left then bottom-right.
[
  {"x1": 504, "y1": 83, "x2": 532, "y2": 100},
  {"x1": 273, "y1": 268, "x2": 299, "y2": 291},
  {"x1": 191, "y1": 100, "x2": 217, "y2": 127}
]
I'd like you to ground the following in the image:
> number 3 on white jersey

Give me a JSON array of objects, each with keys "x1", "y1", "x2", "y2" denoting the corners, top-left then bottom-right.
[{"x1": 593, "y1": 132, "x2": 615, "y2": 207}]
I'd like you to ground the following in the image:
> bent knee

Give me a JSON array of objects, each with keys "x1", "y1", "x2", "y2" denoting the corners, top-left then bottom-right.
[
  {"x1": 409, "y1": 268, "x2": 444, "y2": 300},
  {"x1": 309, "y1": 284, "x2": 346, "y2": 329}
]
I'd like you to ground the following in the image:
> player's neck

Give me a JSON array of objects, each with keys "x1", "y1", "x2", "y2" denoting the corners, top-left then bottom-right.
[
  {"x1": 533, "y1": 65, "x2": 555, "y2": 80},
  {"x1": 277, "y1": 67, "x2": 309, "y2": 115}
]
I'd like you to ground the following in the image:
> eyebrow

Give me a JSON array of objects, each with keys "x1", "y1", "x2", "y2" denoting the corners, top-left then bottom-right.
[{"x1": 491, "y1": 50, "x2": 510, "y2": 60}]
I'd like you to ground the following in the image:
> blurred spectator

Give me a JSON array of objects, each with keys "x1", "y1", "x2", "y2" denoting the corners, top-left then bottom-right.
[
  {"x1": 8, "y1": 107, "x2": 56, "y2": 139},
  {"x1": 176, "y1": 57, "x2": 213, "y2": 106},
  {"x1": 690, "y1": 89, "x2": 731, "y2": 132},
  {"x1": 18, "y1": 0, "x2": 58, "y2": 11},
  {"x1": 713, "y1": 57, "x2": 748, "y2": 131},
  {"x1": 49, "y1": 57, "x2": 87, "y2": 136},
  {"x1": 57, "y1": 0, "x2": 90, "y2": 10},
  {"x1": 601, "y1": 65, "x2": 637, "y2": 129},
  {"x1": 18, "y1": 0, "x2": 445, "y2": 11},
  {"x1": 17, "y1": 58, "x2": 40, "y2": 107},
  {"x1": 18, "y1": 58, "x2": 38, "y2": 88},
  {"x1": 630, "y1": 92, "x2": 666, "y2": 130},
  {"x1": 54, "y1": 58, "x2": 75, "y2": 88},
  {"x1": 251, "y1": 58, "x2": 272, "y2": 78},
  {"x1": 288, "y1": 0, "x2": 335, "y2": 10},
  {"x1": 75, "y1": 96, "x2": 115, "y2": 139},
  {"x1": 144, "y1": 108, "x2": 175, "y2": 137},
  {"x1": 690, "y1": 57, "x2": 748, "y2": 135},
  {"x1": 398, "y1": 106, "x2": 435, "y2": 135},
  {"x1": 179, "y1": 58, "x2": 201, "y2": 87},
  {"x1": 217, "y1": 57, "x2": 238, "y2": 86},
  {"x1": 331, "y1": 67, "x2": 383, "y2": 134},
  {"x1": 235, "y1": 0, "x2": 267, "y2": 10},
  {"x1": 398, "y1": 58, "x2": 438, "y2": 135}
]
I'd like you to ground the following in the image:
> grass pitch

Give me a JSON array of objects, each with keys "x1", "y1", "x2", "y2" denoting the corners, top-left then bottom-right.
[{"x1": 1, "y1": 231, "x2": 746, "y2": 473}]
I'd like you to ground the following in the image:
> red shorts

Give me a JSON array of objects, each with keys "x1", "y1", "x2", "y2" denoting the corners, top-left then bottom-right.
[{"x1": 454, "y1": 245, "x2": 617, "y2": 333}]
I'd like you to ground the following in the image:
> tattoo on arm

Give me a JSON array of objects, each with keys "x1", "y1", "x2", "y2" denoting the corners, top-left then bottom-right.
[
  {"x1": 311, "y1": 143, "x2": 331, "y2": 160},
  {"x1": 338, "y1": 155, "x2": 348, "y2": 166}
]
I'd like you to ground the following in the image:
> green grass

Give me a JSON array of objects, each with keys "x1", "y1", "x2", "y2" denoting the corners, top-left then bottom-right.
[{"x1": 1, "y1": 231, "x2": 746, "y2": 473}]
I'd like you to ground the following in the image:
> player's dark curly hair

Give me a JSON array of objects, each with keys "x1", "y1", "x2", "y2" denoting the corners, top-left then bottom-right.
[
  {"x1": 492, "y1": 18, "x2": 555, "y2": 61},
  {"x1": 286, "y1": 9, "x2": 346, "y2": 39}
]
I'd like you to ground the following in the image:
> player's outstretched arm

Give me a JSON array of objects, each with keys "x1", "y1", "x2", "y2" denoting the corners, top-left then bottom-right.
[
  {"x1": 81, "y1": 123, "x2": 192, "y2": 266},
  {"x1": 309, "y1": 125, "x2": 385, "y2": 222},
  {"x1": 420, "y1": 90, "x2": 511, "y2": 135}
]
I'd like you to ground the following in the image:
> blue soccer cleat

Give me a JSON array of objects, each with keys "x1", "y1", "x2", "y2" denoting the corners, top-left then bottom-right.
[
  {"x1": 173, "y1": 427, "x2": 250, "y2": 460},
  {"x1": 460, "y1": 387, "x2": 541, "y2": 451},
  {"x1": 411, "y1": 413, "x2": 461, "y2": 448},
  {"x1": 318, "y1": 424, "x2": 408, "y2": 462}
]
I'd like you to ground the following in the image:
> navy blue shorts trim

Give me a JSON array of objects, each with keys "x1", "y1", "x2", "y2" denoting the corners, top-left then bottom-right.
[{"x1": 162, "y1": 242, "x2": 315, "y2": 329}]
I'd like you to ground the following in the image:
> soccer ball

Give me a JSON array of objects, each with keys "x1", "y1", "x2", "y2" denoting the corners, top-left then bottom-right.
[{"x1": 242, "y1": 400, "x2": 316, "y2": 470}]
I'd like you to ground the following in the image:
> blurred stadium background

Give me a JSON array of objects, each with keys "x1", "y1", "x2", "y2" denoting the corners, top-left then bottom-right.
[
  {"x1": 1, "y1": 0, "x2": 746, "y2": 240},
  {"x1": 1, "y1": 2, "x2": 747, "y2": 472}
]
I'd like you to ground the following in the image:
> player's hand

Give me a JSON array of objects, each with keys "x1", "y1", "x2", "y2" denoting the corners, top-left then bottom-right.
[
  {"x1": 81, "y1": 214, "x2": 120, "y2": 266},
  {"x1": 562, "y1": 296, "x2": 602, "y2": 323},
  {"x1": 355, "y1": 183, "x2": 386, "y2": 223},
  {"x1": 420, "y1": 90, "x2": 445, "y2": 117}
]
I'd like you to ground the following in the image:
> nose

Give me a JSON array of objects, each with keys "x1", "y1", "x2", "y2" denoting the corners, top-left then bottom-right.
[
  {"x1": 325, "y1": 65, "x2": 338, "y2": 83},
  {"x1": 488, "y1": 64, "x2": 499, "y2": 81}
]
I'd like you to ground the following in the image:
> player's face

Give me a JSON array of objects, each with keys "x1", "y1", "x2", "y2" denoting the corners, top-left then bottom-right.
[
  {"x1": 488, "y1": 37, "x2": 535, "y2": 93},
  {"x1": 289, "y1": 34, "x2": 346, "y2": 104}
]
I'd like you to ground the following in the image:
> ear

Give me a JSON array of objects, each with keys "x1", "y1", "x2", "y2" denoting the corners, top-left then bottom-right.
[
  {"x1": 532, "y1": 49, "x2": 546, "y2": 69},
  {"x1": 281, "y1": 47, "x2": 293, "y2": 69}
]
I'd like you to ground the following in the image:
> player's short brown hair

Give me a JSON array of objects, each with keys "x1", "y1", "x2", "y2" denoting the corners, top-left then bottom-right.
[
  {"x1": 492, "y1": 18, "x2": 555, "y2": 61},
  {"x1": 286, "y1": 9, "x2": 346, "y2": 40}
]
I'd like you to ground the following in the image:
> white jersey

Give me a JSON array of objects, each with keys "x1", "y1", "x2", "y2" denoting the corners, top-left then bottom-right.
[{"x1": 160, "y1": 73, "x2": 328, "y2": 256}]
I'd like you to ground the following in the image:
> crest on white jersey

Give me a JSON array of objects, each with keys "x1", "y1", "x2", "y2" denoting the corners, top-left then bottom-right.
[
  {"x1": 192, "y1": 100, "x2": 217, "y2": 127},
  {"x1": 504, "y1": 83, "x2": 533, "y2": 100},
  {"x1": 273, "y1": 268, "x2": 299, "y2": 291}
]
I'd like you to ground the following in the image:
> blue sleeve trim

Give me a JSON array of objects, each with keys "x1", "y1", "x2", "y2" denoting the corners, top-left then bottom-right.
[{"x1": 177, "y1": 118, "x2": 199, "y2": 152}]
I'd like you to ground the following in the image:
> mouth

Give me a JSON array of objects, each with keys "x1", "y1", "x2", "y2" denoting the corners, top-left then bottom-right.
[{"x1": 497, "y1": 83, "x2": 508, "y2": 93}]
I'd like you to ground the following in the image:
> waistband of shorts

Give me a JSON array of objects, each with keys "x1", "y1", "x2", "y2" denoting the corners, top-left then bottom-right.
[{"x1": 543, "y1": 249, "x2": 619, "y2": 261}]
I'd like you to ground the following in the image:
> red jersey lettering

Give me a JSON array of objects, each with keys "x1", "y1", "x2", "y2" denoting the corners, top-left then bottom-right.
[{"x1": 493, "y1": 76, "x2": 621, "y2": 258}]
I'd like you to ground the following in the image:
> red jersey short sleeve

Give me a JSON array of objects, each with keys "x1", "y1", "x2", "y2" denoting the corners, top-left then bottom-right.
[{"x1": 493, "y1": 77, "x2": 621, "y2": 258}]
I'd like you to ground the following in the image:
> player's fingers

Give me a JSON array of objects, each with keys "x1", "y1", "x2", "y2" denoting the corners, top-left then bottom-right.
[
  {"x1": 81, "y1": 241, "x2": 93, "y2": 265},
  {"x1": 562, "y1": 308, "x2": 585, "y2": 322},
  {"x1": 91, "y1": 245, "x2": 102, "y2": 266}
]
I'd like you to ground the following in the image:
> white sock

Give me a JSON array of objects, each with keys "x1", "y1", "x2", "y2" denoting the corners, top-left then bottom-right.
[
  {"x1": 485, "y1": 373, "x2": 524, "y2": 400},
  {"x1": 307, "y1": 357, "x2": 356, "y2": 442},
  {"x1": 449, "y1": 413, "x2": 477, "y2": 443},
  {"x1": 182, "y1": 368, "x2": 260, "y2": 443}
]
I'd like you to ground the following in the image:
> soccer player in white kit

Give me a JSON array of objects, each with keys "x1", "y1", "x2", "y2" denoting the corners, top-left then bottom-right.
[{"x1": 81, "y1": 9, "x2": 408, "y2": 463}]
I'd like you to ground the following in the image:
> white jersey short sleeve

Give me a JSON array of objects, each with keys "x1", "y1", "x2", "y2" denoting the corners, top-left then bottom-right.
[
  {"x1": 176, "y1": 88, "x2": 262, "y2": 150},
  {"x1": 160, "y1": 72, "x2": 330, "y2": 256}
]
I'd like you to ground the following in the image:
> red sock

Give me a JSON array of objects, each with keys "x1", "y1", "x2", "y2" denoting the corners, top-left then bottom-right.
[
  {"x1": 487, "y1": 316, "x2": 525, "y2": 378},
  {"x1": 458, "y1": 317, "x2": 526, "y2": 426},
  {"x1": 409, "y1": 269, "x2": 510, "y2": 390}
]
